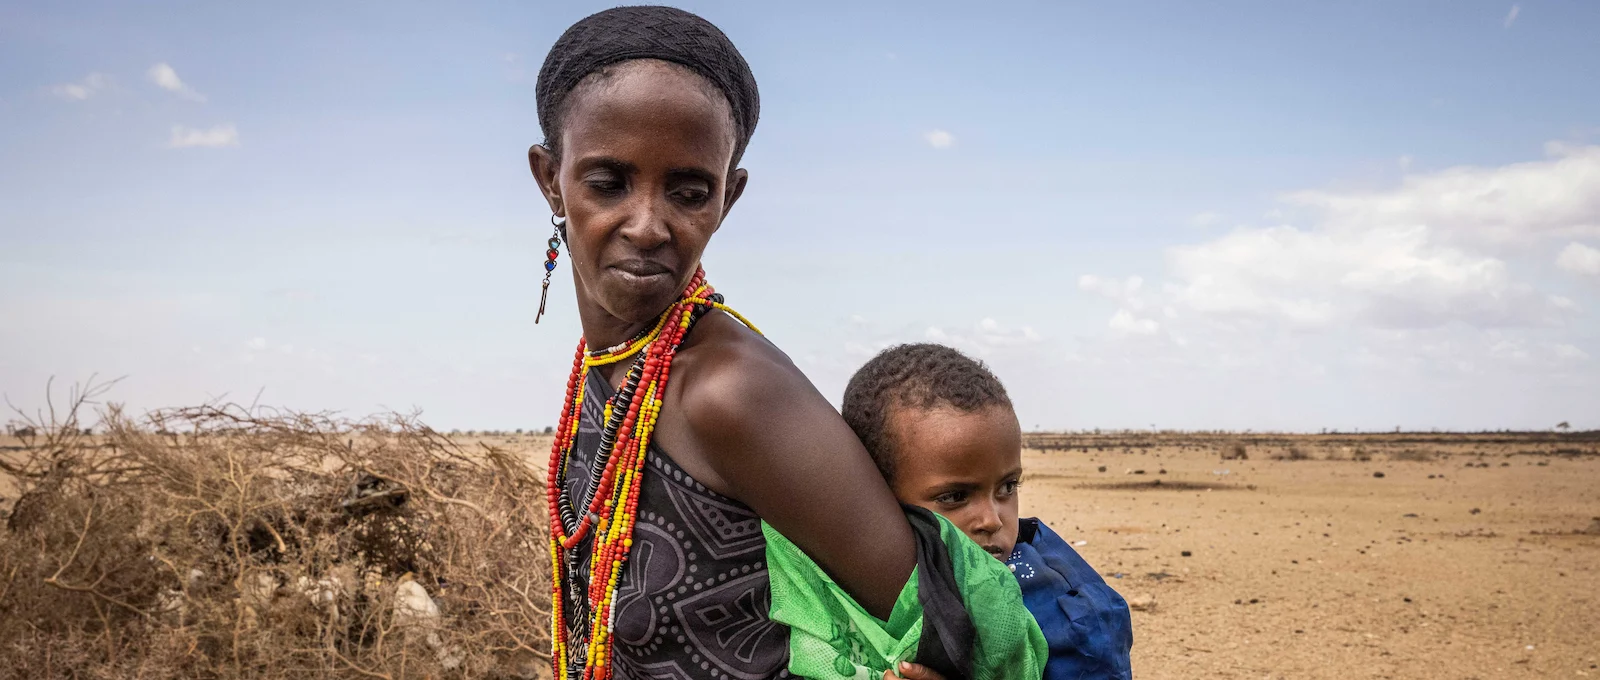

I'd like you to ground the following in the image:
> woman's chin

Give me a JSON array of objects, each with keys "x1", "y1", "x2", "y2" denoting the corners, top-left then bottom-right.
[{"x1": 598, "y1": 290, "x2": 678, "y2": 326}]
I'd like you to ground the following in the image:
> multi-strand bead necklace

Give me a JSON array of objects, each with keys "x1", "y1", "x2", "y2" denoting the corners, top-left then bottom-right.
[{"x1": 545, "y1": 268, "x2": 760, "y2": 680}]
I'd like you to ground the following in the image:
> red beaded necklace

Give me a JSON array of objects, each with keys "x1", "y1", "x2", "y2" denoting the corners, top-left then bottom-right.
[{"x1": 545, "y1": 269, "x2": 760, "y2": 680}]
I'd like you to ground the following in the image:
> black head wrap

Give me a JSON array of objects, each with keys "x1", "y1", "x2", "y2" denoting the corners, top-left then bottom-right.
[{"x1": 537, "y1": 6, "x2": 760, "y2": 166}]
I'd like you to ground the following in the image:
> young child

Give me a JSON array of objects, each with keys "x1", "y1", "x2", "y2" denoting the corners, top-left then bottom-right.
[{"x1": 843, "y1": 343, "x2": 1134, "y2": 680}]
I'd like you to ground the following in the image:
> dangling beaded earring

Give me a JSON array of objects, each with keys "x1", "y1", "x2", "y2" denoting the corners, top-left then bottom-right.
[{"x1": 537, "y1": 213, "x2": 564, "y2": 324}]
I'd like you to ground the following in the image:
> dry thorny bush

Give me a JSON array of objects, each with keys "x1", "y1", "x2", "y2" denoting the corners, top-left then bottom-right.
[{"x1": 0, "y1": 381, "x2": 552, "y2": 679}]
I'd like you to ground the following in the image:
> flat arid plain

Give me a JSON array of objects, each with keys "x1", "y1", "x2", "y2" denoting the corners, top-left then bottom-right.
[
  {"x1": 3, "y1": 426, "x2": 1596, "y2": 679},
  {"x1": 1014, "y1": 431, "x2": 1600, "y2": 680},
  {"x1": 470, "y1": 429, "x2": 1600, "y2": 679}
]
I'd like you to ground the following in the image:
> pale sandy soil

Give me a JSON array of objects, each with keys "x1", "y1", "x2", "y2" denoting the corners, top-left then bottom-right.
[
  {"x1": 7, "y1": 430, "x2": 1594, "y2": 679},
  {"x1": 1017, "y1": 433, "x2": 1600, "y2": 680}
]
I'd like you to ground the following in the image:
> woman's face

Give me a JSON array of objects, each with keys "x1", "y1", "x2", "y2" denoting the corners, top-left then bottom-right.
[{"x1": 530, "y1": 60, "x2": 747, "y2": 329}]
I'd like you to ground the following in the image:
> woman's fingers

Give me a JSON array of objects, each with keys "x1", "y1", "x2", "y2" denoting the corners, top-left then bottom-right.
[{"x1": 884, "y1": 661, "x2": 947, "y2": 680}]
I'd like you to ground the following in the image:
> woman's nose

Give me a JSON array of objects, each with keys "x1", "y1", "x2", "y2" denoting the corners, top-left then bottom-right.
[{"x1": 616, "y1": 193, "x2": 671, "y2": 250}]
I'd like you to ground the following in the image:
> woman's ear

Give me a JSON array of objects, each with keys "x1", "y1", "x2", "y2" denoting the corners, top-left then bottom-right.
[
  {"x1": 720, "y1": 167, "x2": 749, "y2": 223},
  {"x1": 529, "y1": 144, "x2": 564, "y2": 217}
]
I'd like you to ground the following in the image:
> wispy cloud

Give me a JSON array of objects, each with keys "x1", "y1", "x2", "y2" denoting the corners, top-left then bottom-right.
[
  {"x1": 168, "y1": 124, "x2": 239, "y2": 149},
  {"x1": 1557, "y1": 242, "x2": 1600, "y2": 276},
  {"x1": 49, "y1": 73, "x2": 110, "y2": 101},
  {"x1": 1080, "y1": 143, "x2": 1600, "y2": 345},
  {"x1": 1503, "y1": 4, "x2": 1520, "y2": 28},
  {"x1": 147, "y1": 63, "x2": 207, "y2": 102},
  {"x1": 924, "y1": 129, "x2": 955, "y2": 149}
]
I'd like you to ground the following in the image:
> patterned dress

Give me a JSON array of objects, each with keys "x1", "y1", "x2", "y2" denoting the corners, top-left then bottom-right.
[{"x1": 561, "y1": 369, "x2": 792, "y2": 679}]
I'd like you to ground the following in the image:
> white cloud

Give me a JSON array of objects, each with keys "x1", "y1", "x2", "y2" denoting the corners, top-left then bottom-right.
[
  {"x1": 923, "y1": 318, "x2": 1042, "y2": 356},
  {"x1": 1189, "y1": 212, "x2": 1224, "y2": 228},
  {"x1": 924, "y1": 129, "x2": 955, "y2": 149},
  {"x1": 147, "y1": 63, "x2": 206, "y2": 102},
  {"x1": 1555, "y1": 344, "x2": 1590, "y2": 362},
  {"x1": 1164, "y1": 224, "x2": 1565, "y2": 329},
  {"x1": 1397, "y1": 155, "x2": 1414, "y2": 170},
  {"x1": 168, "y1": 124, "x2": 239, "y2": 149},
  {"x1": 1079, "y1": 274, "x2": 1148, "y2": 310},
  {"x1": 1283, "y1": 143, "x2": 1600, "y2": 248},
  {"x1": 1556, "y1": 242, "x2": 1600, "y2": 276},
  {"x1": 1107, "y1": 309, "x2": 1160, "y2": 336},
  {"x1": 1504, "y1": 4, "x2": 1520, "y2": 28},
  {"x1": 49, "y1": 73, "x2": 110, "y2": 101},
  {"x1": 1082, "y1": 143, "x2": 1599, "y2": 341}
]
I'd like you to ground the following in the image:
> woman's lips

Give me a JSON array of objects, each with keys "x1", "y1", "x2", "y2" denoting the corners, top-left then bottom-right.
[{"x1": 609, "y1": 260, "x2": 673, "y2": 286}]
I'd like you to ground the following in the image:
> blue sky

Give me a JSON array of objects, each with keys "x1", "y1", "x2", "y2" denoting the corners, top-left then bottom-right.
[{"x1": 3, "y1": 1, "x2": 1598, "y2": 431}]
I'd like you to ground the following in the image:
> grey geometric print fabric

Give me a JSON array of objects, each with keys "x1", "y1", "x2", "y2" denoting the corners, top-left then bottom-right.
[{"x1": 559, "y1": 369, "x2": 791, "y2": 679}]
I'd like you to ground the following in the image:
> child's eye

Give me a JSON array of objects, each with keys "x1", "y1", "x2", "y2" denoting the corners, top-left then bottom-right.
[
  {"x1": 934, "y1": 491, "x2": 968, "y2": 505},
  {"x1": 999, "y1": 480, "x2": 1021, "y2": 497}
]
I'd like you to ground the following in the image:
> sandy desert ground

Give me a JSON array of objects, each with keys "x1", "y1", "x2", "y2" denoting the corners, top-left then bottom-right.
[
  {"x1": 430, "y1": 429, "x2": 1599, "y2": 679},
  {"x1": 4, "y1": 429, "x2": 1596, "y2": 679},
  {"x1": 1016, "y1": 432, "x2": 1600, "y2": 680}
]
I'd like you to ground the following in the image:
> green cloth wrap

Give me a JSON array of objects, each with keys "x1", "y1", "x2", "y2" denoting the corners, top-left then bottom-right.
[{"x1": 762, "y1": 514, "x2": 1048, "y2": 679}]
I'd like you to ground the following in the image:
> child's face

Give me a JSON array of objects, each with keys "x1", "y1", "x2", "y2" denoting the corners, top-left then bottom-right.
[{"x1": 886, "y1": 404, "x2": 1022, "y2": 560}]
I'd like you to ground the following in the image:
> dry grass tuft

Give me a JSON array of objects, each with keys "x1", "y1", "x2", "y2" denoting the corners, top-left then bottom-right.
[
  {"x1": 1273, "y1": 447, "x2": 1313, "y2": 462},
  {"x1": 1389, "y1": 449, "x2": 1435, "y2": 462},
  {"x1": 1220, "y1": 442, "x2": 1249, "y2": 460},
  {"x1": 0, "y1": 380, "x2": 551, "y2": 679}
]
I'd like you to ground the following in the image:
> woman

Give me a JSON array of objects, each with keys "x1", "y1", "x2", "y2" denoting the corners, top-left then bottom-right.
[{"x1": 528, "y1": 8, "x2": 1036, "y2": 679}]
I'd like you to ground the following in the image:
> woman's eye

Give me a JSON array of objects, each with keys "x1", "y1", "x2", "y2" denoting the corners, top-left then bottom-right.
[
  {"x1": 672, "y1": 187, "x2": 710, "y2": 205},
  {"x1": 584, "y1": 176, "x2": 625, "y2": 195}
]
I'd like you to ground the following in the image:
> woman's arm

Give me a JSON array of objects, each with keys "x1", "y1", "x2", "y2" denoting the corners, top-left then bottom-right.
[{"x1": 664, "y1": 317, "x2": 916, "y2": 618}]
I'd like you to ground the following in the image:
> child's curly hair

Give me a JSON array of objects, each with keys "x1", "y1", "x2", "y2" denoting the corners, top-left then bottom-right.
[{"x1": 842, "y1": 343, "x2": 1012, "y2": 482}]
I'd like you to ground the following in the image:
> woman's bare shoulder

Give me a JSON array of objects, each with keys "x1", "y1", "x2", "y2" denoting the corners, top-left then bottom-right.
[{"x1": 666, "y1": 311, "x2": 914, "y2": 616}]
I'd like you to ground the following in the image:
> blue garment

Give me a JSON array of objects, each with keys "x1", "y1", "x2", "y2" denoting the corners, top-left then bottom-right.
[{"x1": 1004, "y1": 518, "x2": 1133, "y2": 680}]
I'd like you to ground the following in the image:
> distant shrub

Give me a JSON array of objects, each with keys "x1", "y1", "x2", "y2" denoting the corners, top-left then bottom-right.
[
  {"x1": 1274, "y1": 447, "x2": 1312, "y2": 461},
  {"x1": 1221, "y1": 442, "x2": 1248, "y2": 460},
  {"x1": 1390, "y1": 449, "x2": 1434, "y2": 462}
]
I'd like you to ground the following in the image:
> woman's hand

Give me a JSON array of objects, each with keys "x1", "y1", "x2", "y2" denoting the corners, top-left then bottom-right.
[{"x1": 884, "y1": 662, "x2": 947, "y2": 680}]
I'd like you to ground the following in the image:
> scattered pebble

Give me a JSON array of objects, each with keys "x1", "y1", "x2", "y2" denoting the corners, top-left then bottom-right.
[
  {"x1": 1470, "y1": 508, "x2": 1481, "y2": 515},
  {"x1": 1127, "y1": 593, "x2": 1156, "y2": 611},
  {"x1": 1074, "y1": 540, "x2": 1088, "y2": 547},
  {"x1": 1181, "y1": 550, "x2": 1192, "y2": 557},
  {"x1": 1098, "y1": 466, "x2": 1107, "y2": 472},
  {"x1": 1373, "y1": 471, "x2": 1386, "y2": 478},
  {"x1": 1158, "y1": 469, "x2": 1167, "y2": 475}
]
